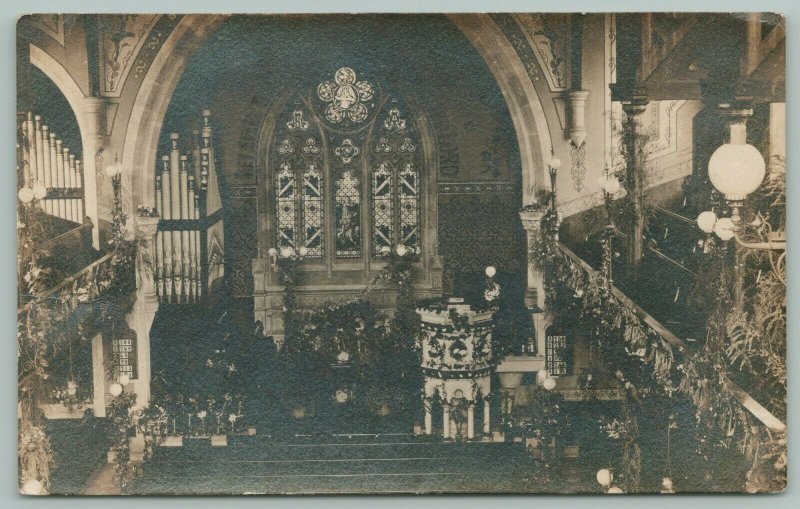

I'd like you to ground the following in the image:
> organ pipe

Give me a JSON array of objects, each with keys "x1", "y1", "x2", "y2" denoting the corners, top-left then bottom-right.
[
  {"x1": 18, "y1": 113, "x2": 85, "y2": 223},
  {"x1": 153, "y1": 109, "x2": 223, "y2": 305}
]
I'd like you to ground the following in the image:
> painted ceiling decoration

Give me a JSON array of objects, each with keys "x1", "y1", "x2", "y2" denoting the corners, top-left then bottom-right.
[
  {"x1": 100, "y1": 14, "x2": 161, "y2": 97},
  {"x1": 513, "y1": 13, "x2": 571, "y2": 92},
  {"x1": 28, "y1": 15, "x2": 64, "y2": 46},
  {"x1": 317, "y1": 67, "x2": 375, "y2": 124}
]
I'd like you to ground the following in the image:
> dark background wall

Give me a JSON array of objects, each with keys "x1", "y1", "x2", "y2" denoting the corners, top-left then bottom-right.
[{"x1": 160, "y1": 14, "x2": 525, "y2": 303}]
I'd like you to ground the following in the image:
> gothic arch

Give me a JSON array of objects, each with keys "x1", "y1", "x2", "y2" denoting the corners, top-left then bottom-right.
[
  {"x1": 121, "y1": 14, "x2": 228, "y2": 209},
  {"x1": 123, "y1": 14, "x2": 553, "y2": 212},
  {"x1": 28, "y1": 44, "x2": 87, "y2": 135}
]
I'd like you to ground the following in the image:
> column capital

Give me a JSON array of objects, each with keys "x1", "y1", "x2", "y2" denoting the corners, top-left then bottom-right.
[
  {"x1": 134, "y1": 213, "x2": 160, "y2": 238},
  {"x1": 519, "y1": 208, "x2": 546, "y2": 232}
]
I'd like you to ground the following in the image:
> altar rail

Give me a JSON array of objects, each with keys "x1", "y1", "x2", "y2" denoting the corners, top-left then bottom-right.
[
  {"x1": 557, "y1": 242, "x2": 786, "y2": 433},
  {"x1": 18, "y1": 112, "x2": 85, "y2": 223}
]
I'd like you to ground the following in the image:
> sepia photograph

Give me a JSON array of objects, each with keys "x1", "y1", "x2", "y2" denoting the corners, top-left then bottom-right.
[{"x1": 16, "y1": 11, "x2": 786, "y2": 495}]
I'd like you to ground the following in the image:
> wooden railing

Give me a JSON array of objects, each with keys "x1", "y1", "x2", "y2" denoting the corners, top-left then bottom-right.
[{"x1": 558, "y1": 242, "x2": 786, "y2": 433}]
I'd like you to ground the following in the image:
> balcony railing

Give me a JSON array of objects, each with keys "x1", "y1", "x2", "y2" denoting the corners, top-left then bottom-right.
[{"x1": 557, "y1": 241, "x2": 785, "y2": 433}]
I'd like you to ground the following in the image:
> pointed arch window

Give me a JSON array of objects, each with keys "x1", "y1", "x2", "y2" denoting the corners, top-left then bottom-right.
[
  {"x1": 269, "y1": 69, "x2": 425, "y2": 263},
  {"x1": 272, "y1": 104, "x2": 324, "y2": 257}
]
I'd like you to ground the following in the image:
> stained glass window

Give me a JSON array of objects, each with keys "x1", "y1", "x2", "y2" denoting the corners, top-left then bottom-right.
[
  {"x1": 272, "y1": 104, "x2": 323, "y2": 257},
  {"x1": 302, "y1": 163, "x2": 323, "y2": 256},
  {"x1": 369, "y1": 103, "x2": 421, "y2": 255},
  {"x1": 271, "y1": 75, "x2": 424, "y2": 264},
  {"x1": 335, "y1": 170, "x2": 361, "y2": 258},
  {"x1": 372, "y1": 163, "x2": 394, "y2": 253},
  {"x1": 276, "y1": 161, "x2": 297, "y2": 249}
]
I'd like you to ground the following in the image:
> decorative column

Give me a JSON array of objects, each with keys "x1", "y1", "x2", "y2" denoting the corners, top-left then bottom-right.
[
  {"x1": 78, "y1": 97, "x2": 106, "y2": 249},
  {"x1": 621, "y1": 93, "x2": 649, "y2": 281},
  {"x1": 442, "y1": 404, "x2": 451, "y2": 439},
  {"x1": 467, "y1": 404, "x2": 475, "y2": 439},
  {"x1": 483, "y1": 400, "x2": 491, "y2": 434},
  {"x1": 424, "y1": 400, "x2": 432, "y2": 435},
  {"x1": 519, "y1": 208, "x2": 548, "y2": 357},
  {"x1": 126, "y1": 213, "x2": 161, "y2": 410}
]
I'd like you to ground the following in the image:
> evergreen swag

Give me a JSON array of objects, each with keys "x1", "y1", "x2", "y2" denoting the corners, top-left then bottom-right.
[
  {"x1": 529, "y1": 188, "x2": 785, "y2": 491},
  {"x1": 17, "y1": 170, "x2": 142, "y2": 494},
  {"x1": 280, "y1": 248, "x2": 420, "y2": 367}
]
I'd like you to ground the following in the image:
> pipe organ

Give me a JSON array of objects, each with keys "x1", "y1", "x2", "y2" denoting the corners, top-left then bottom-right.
[
  {"x1": 155, "y1": 109, "x2": 225, "y2": 305},
  {"x1": 18, "y1": 112, "x2": 85, "y2": 223}
]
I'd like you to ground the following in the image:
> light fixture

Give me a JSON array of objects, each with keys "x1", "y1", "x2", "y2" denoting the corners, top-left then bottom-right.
[
  {"x1": 32, "y1": 182, "x2": 47, "y2": 200},
  {"x1": 119, "y1": 373, "x2": 131, "y2": 385},
  {"x1": 279, "y1": 246, "x2": 295, "y2": 259},
  {"x1": 542, "y1": 377, "x2": 556, "y2": 391},
  {"x1": 713, "y1": 217, "x2": 735, "y2": 241},
  {"x1": 396, "y1": 244, "x2": 408, "y2": 257},
  {"x1": 485, "y1": 266, "x2": 496, "y2": 278},
  {"x1": 109, "y1": 383, "x2": 123, "y2": 397},
  {"x1": 298, "y1": 246, "x2": 309, "y2": 257},
  {"x1": 21, "y1": 478, "x2": 44, "y2": 495},
  {"x1": 548, "y1": 149, "x2": 561, "y2": 210},
  {"x1": 596, "y1": 469, "x2": 613, "y2": 487},
  {"x1": 18, "y1": 187, "x2": 34, "y2": 204},
  {"x1": 708, "y1": 143, "x2": 766, "y2": 203},
  {"x1": 696, "y1": 211, "x2": 717, "y2": 234},
  {"x1": 105, "y1": 162, "x2": 123, "y2": 177}
]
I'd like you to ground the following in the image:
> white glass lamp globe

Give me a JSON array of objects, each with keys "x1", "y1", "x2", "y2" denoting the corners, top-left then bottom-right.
[
  {"x1": 279, "y1": 246, "x2": 294, "y2": 259},
  {"x1": 66, "y1": 380, "x2": 78, "y2": 396},
  {"x1": 548, "y1": 156, "x2": 562, "y2": 171},
  {"x1": 380, "y1": 245, "x2": 391, "y2": 256},
  {"x1": 119, "y1": 373, "x2": 131, "y2": 385},
  {"x1": 485, "y1": 266, "x2": 497, "y2": 278},
  {"x1": 298, "y1": 246, "x2": 309, "y2": 257},
  {"x1": 596, "y1": 469, "x2": 613, "y2": 487},
  {"x1": 696, "y1": 211, "x2": 718, "y2": 234},
  {"x1": 105, "y1": 163, "x2": 119, "y2": 177},
  {"x1": 714, "y1": 217, "x2": 735, "y2": 241},
  {"x1": 708, "y1": 143, "x2": 766, "y2": 201},
  {"x1": 396, "y1": 244, "x2": 408, "y2": 257},
  {"x1": 32, "y1": 182, "x2": 47, "y2": 200},
  {"x1": 22, "y1": 478, "x2": 43, "y2": 495},
  {"x1": 109, "y1": 383, "x2": 123, "y2": 397},
  {"x1": 604, "y1": 177, "x2": 621, "y2": 195},
  {"x1": 267, "y1": 248, "x2": 278, "y2": 257},
  {"x1": 543, "y1": 377, "x2": 556, "y2": 391},
  {"x1": 18, "y1": 187, "x2": 34, "y2": 203}
]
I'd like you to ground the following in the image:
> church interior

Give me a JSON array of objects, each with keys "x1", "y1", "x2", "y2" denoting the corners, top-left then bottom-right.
[{"x1": 16, "y1": 13, "x2": 786, "y2": 495}]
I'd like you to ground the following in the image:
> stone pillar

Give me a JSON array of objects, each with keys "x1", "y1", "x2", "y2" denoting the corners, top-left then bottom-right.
[
  {"x1": 621, "y1": 96, "x2": 649, "y2": 281},
  {"x1": 467, "y1": 404, "x2": 475, "y2": 439},
  {"x1": 442, "y1": 404, "x2": 451, "y2": 439},
  {"x1": 126, "y1": 214, "x2": 160, "y2": 410},
  {"x1": 424, "y1": 400, "x2": 432, "y2": 435},
  {"x1": 90, "y1": 333, "x2": 106, "y2": 417},
  {"x1": 483, "y1": 400, "x2": 491, "y2": 434},
  {"x1": 519, "y1": 209, "x2": 548, "y2": 357},
  {"x1": 78, "y1": 97, "x2": 106, "y2": 249}
]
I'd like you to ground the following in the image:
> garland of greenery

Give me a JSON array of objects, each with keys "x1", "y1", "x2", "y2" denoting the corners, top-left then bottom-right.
[
  {"x1": 533, "y1": 160, "x2": 786, "y2": 491},
  {"x1": 17, "y1": 170, "x2": 141, "y2": 493}
]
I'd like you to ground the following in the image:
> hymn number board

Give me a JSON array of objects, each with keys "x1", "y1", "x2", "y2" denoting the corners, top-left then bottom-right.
[
  {"x1": 545, "y1": 331, "x2": 571, "y2": 377},
  {"x1": 111, "y1": 337, "x2": 138, "y2": 380}
]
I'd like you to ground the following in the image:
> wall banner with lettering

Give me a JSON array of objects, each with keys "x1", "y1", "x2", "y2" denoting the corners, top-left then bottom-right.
[{"x1": 545, "y1": 328, "x2": 571, "y2": 377}]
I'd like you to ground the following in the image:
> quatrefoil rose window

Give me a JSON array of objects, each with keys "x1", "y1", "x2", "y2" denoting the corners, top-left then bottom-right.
[{"x1": 317, "y1": 67, "x2": 374, "y2": 124}]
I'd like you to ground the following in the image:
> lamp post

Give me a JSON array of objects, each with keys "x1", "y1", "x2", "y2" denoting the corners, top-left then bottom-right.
[
  {"x1": 547, "y1": 150, "x2": 561, "y2": 212},
  {"x1": 696, "y1": 141, "x2": 785, "y2": 285}
]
